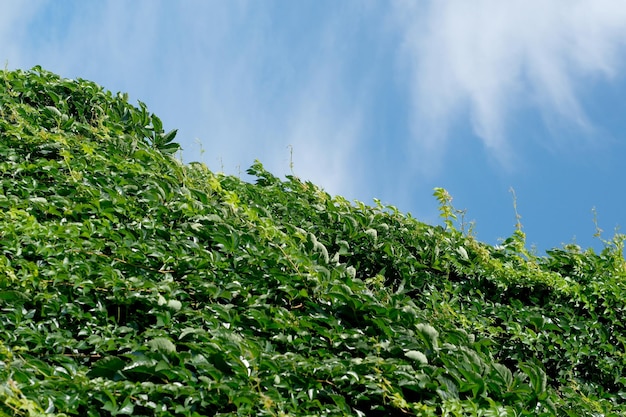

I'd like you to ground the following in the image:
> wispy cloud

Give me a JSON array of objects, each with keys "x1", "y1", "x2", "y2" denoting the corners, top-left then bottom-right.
[
  {"x1": 1, "y1": 1, "x2": 369, "y2": 197},
  {"x1": 285, "y1": 67, "x2": 364, "y2": 197},
  {"x1": 1, "y1": 1, "x2": 166, "y2": 93},
  {"x1": 165, "y1": 2, "x2": 370, "y2": 197},
  {"x1": 394, "y1": 0, "x2": 626, "y2": 170}
]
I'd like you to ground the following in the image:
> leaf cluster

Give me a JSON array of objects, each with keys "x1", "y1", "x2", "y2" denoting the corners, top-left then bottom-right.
[{"x1": 1, "y1": 68, "x2": 625, "y2": 416}]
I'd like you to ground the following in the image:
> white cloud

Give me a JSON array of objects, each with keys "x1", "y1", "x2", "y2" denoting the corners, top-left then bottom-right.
[
  {"x1": 0, "y1": 1, "x2": 165, "y2": 93},
  {"x1": 1, "y1": 1, "x2": 366, "y2": 195},
  {"x1": 395, "y1": 0, "x2": 626, "y2": 170},
  {"x1": 286, "y1": 69, "x2": 363, "y2": 197},
  {"x1": 169, "y1": 2, "x2": 369, "y2": 197},
  {"x1": 1, "y1": 2, "x2": 375, "y2": 201},
  {"x1": 279, "y1": 10, "x2": 369, "y2": 197}
]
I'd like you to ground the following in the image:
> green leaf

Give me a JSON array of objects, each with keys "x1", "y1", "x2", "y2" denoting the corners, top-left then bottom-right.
[
  {"x1": 456, "y1": 246, "x2": 469, "y2": 261},
  {"x1": 151, "y1": 113, "x2": 163, "y2": 133},
  {"x1": 519, "y1": 362, "x2": 547, "y2": 400},
  {"x1": 167, "y1": 299, "x2": 182, "y2": 311},
  {"x1": 148, "y1": 337, "x2": 176, "y2": 354},
  {"x1": 0, "y1": 290, "x2": 30, "y2": 303},
  {"x1": 416, "y1": 323, "x2": 439, "y2": 351},
  {"x1": 44, "y1": 105, "x2": 62, "y2": 118},
  {"x1": 158, "y1": 141, "x2": 181, "y2": 155},
  {"x1": 405, "y1": 350, "x2": 428, "y2": 364},
  {"x1": 491, "y1": 363, "x2": 513, "y2": 388},
  {"x1": 28, "y1": 197, "x2": 48, "y2": 204},
  {"x1": 86, "y1": 356, "x2": 126, "y2": 379},
  {"x1": 160, "y1": 128, "x2": 178, "y2": 145},
  {"x1": 117, "y1": 399, "x2": 135, "y2": 415}
]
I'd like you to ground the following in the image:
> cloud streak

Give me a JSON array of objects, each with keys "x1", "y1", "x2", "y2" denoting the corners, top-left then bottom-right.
[
  {"x1": 1, "y1": 1, "x2": 373, "y2": 198},
  {"x1": 395, "y1": 0, "x2": 626, "y2": 170}
]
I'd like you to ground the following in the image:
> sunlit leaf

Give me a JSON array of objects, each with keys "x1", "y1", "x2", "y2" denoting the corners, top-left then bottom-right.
[{"x1": 148, "y1": 337, "x2": 176, "y2": 354}]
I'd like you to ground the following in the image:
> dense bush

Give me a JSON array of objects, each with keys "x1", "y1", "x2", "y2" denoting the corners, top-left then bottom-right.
[{"x1": 1, "y1": 67, "x2": 625, "y2": 416}]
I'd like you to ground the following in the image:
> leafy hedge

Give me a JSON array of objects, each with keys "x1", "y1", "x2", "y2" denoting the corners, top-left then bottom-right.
[{"x1": 1, "y1": 67, "x2": 625, "y2": 416}]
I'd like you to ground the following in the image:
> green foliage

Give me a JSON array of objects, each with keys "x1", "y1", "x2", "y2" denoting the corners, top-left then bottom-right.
[{"x1": 1, "y1": 67, "x2": 626, "y2": 416}]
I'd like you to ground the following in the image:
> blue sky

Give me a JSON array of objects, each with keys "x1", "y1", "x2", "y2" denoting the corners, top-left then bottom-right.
[{"x1": 2, "y1": 0, "x2": 626, "y2": 254}]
